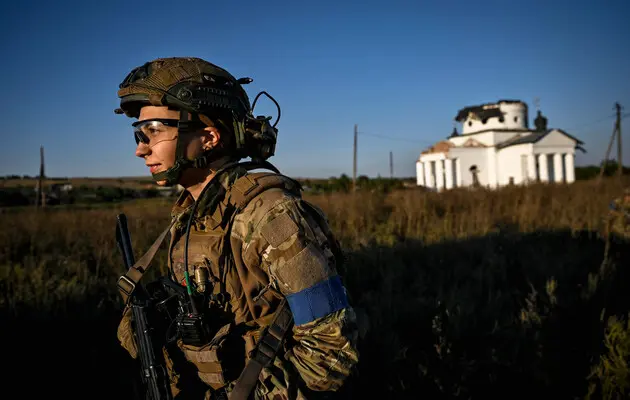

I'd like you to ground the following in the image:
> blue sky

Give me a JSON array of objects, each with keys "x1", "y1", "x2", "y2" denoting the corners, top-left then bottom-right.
[{"x1": 1, "y1": 0, "x2": 629, "y2": 179}]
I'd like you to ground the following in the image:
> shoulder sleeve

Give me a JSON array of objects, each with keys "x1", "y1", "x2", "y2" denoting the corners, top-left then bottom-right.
[{"x1": 232, "y1": 189, "x2": 359, "y2": 391}]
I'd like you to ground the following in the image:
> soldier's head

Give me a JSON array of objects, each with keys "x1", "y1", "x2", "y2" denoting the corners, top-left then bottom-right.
[{"x1": 115, "y1": 57, "x2": 279, "y2": 187}]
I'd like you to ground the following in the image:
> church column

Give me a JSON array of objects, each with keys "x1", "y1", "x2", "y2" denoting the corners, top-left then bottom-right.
[
  {"x1": 565, "y1": 153, "x2": 575, "y2": 183},
  {"x1": 538, "y1": 154, "x2": 549, "y2": 182},
  {"x1": 444, "y1": 159, "x2": 454, "y2": 189},
  {"x1": 416, "y1": 162, "x2": 425, "y2": 186},
  {"x1": 554, "y1": 153, "x2": 564, "y2": 183},
  {"x1": 527, "y1": 154, "x2": 537, "y2": 182},
  {"x1": 435, "y1": 159, "x2": 444, "y2": 191},
  {"x1": 424, "y1": 161, "x2": 433, "y2": 189}
]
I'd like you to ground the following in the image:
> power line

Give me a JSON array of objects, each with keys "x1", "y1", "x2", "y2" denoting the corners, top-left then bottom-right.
[
  {"x1": 357, "y1": 131, "x2": 434, "y2": 144},
  {"x1": 565, "y1": 113, "x2": 616, "y2": 132}
]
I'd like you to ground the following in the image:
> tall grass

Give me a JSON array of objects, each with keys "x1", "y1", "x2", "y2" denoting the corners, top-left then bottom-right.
[{"x1": 1, "y1": 178, "x2": 630, "y2": 399}]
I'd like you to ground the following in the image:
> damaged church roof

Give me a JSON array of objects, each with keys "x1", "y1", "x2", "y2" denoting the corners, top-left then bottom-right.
[{"x1": 454, "y1": 99, "x2": 525, "y2": 122}]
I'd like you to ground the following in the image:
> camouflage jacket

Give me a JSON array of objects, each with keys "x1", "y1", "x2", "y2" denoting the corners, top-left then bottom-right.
[
  {"x1": 163, "y1": 164, "x2": 359, "y2": 399},
  {"x1": 602, "y1": 189, "x2": 630, "y2": 242}
]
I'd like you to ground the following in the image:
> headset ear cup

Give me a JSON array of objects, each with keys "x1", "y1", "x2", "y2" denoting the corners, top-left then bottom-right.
[{"x1": 240, "y1": 116, "x2": 277, "y2": 161}]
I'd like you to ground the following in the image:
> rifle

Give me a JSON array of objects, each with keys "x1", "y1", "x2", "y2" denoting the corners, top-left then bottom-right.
[{"x1": 116, "y1": 213, "x2": 173, "y2": 400}]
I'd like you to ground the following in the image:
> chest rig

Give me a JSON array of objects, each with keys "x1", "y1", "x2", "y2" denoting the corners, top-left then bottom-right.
[
  {"x1": 117, "y1": 160, "x2": 308, "y2": 399},
  {"x1": 168, "y1": 163, "x2": 303, "y2": 332}
]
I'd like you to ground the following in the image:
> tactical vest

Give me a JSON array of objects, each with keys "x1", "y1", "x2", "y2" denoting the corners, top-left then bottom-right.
[{"x1": 117, "y1": 163, "x2": 345, "y2": 399}]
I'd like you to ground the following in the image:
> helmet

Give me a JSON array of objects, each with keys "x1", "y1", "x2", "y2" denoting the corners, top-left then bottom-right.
[{"x1": 115, "y1": 57, "x2": 279, "y2": 185}]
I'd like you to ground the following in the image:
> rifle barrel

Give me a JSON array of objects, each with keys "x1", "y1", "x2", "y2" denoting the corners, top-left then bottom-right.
[{"x1": 116, "y1": 213, "x2": 136, "y2": 268}]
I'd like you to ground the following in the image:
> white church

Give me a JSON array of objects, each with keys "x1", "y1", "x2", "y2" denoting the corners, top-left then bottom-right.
[{"x1": 416, "y1": 99, "x2": 585, "y2": 190}]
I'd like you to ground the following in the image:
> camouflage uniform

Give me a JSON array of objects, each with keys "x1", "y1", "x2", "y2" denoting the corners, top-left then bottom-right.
[{"x1": 119, "y1": 164, "x2": 359, "y2": 399}]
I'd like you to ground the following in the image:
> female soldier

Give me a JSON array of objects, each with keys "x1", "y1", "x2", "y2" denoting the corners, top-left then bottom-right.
[{"x1": 114, "y1": 57, "x2": 359, "y2": 400}]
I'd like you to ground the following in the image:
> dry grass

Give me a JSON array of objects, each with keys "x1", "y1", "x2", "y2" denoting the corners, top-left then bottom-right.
[
  {"x1": 2, "y1": 177, "x2": 630, "y2": 399},
  {"x1": 0, "y1": 176, "x2": 154, "y2": 189}
]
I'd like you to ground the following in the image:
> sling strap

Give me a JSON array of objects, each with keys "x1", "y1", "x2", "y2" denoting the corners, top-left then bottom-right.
[
  {"x1": 228, "y1": 299, "x2": 294, "y2": 400},
  {"x1": 116, "y1": 218, "x2": 177, "y2": 305}
]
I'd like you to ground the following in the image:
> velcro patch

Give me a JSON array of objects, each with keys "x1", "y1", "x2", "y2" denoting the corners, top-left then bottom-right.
[
  {"x1": 185, "y1": 348, "x2": 219, "y2": 363},
  {"x1": 260, "y1": 212, "x2": 299, "y2": 248},
  {"x1": 276, "y1": 242, "x2": 332, "y2": 293},
  {"x1": 286, "y1": 275, "x2": 349, "y2": 326}
]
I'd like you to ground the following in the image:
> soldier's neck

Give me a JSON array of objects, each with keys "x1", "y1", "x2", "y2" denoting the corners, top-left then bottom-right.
[
  {"x1": 185, "y1": 171, "x2": 216, "y2": 201},
  {"x1": 183, "y1": 156, "x2": 237, "y2": 201}
]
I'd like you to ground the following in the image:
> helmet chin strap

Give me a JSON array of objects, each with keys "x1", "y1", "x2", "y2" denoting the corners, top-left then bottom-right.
[{"x1": 151, "y1": 111, "x2": 227, "y2": 186}]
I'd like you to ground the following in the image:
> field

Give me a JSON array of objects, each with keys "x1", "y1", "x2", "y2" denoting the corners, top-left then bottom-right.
[
  {"x1": 2, "y1": 177, "x2": 630, "y2": 399},
  {"x1": 0, "y1": 176, "x2": 154, "y2": 189},
  {"x1": 0, "y1": 175, "x2": 350, "y2": 190}
]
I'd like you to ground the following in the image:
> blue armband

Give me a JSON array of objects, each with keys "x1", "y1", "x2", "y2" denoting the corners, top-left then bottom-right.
[{"x1": 285, "y1": 275, "x2": 349, "y2": 325}]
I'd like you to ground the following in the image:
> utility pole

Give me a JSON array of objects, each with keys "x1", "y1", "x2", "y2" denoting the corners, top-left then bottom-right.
[
  {"x1": 598, "y1": 103, "x2": 623, "y2": 183},
  {"x1": 37, "y1": 145, "x2": 45, "y2": 209},
  {"x1": 599, "y1": 126, "x2": 616, "y2": 182},
  {"x1": 616, "y1": 102, "x2": 623, "y2": 178},
  {"x1": 389, "y1": 151, "x2": 393, "y2": 179},
  {"x1": 353, "y1": 124, "x2": 357, "y2": 192}
]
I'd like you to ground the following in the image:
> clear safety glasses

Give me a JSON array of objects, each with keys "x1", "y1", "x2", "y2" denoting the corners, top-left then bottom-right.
[{"x1": 132, "y1": 119, "x2": 180, "y2": 146}]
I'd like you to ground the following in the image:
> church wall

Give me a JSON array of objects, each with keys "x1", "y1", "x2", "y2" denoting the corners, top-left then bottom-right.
[
  {"x1": 448, "y1": 147, "x2": 489, "y2": 187},
  {"x1": 496, "y1": 144, "x2": 532, "y2": 185},
  {"x1": 449, "y1": 131, "x2": 495, "y2": 146}
]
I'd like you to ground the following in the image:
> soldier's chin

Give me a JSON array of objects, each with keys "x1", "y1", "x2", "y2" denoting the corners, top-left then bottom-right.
[{"x1": 155, "y1": 179, "x2": 168, "y2": 186}]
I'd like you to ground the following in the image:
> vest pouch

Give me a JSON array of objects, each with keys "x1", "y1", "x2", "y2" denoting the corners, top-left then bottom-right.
[
  {"x1": 179, "y1": 322, "x2": 244, "y2": 390},
  {"x1": 243, "y1": 328, "x2": 261, "y2": 362}
]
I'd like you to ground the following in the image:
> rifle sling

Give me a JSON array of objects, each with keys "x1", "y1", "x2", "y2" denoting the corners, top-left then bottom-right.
[
  {"x1": 117, "y1": 218, "x2": 176, "y2": 304},
  {"x1": 229, "y1": 298, "x2": 293, "y2": 400}
]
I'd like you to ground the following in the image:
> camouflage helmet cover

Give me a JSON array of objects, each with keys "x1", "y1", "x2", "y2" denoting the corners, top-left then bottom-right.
[{"x1": 115, "y1": 57, "x2": 251, "y2": 121}]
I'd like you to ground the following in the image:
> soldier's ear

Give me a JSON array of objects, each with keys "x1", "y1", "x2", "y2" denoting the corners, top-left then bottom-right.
[{"x1": 201, "y1": 126, "x2": 221, "y2": 150}]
